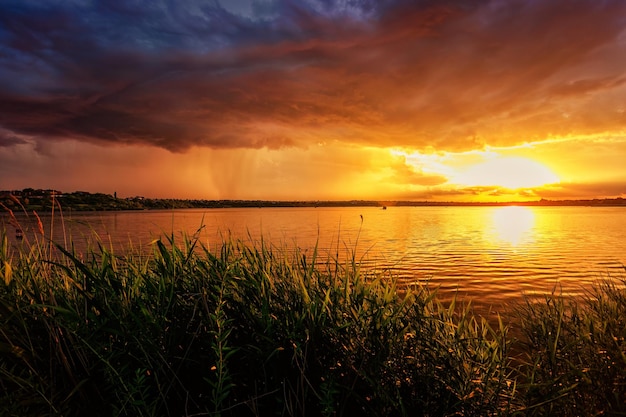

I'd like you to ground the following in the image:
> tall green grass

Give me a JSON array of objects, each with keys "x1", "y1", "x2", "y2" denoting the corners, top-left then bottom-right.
[
  {"x1": 0, "y1": 225, "x2": 517, "y2": 416},
  {"x1": 0, "y1": 219, "x2": 625, "y2": 416},
  {"x1": 515, "y1": 279, "x2": 626, "y2": 416}
]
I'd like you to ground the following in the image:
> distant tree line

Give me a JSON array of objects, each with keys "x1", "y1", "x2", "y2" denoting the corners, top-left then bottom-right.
[{"x1": 1, "y1": 188, "x2": 625, "y2": 212}]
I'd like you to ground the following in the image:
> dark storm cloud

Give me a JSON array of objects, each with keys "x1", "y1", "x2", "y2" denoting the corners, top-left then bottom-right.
[
  {"x1": 0, "y1": 128, "x2": 27, "y2": 147},
  {"x1": 0, "y1": 0, "x2": 624, "y2": 152}
]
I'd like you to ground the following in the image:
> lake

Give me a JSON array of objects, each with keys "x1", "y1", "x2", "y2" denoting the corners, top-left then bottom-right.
[{"x1": 3, "y1": 206, "x2": 625, "y2": 310}]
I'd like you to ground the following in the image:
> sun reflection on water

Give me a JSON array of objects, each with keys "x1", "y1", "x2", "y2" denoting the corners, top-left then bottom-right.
[{"x1": 490, "y1": 206, "x2": 536, "y2": 247}]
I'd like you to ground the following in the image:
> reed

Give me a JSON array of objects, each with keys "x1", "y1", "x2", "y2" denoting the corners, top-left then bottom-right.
[
  {"x1": 0, "y1": 223, "x2": 518, "y2": 416},
  {"x1": 514, "y1": 277, "x2": 626, "y2": 416}
]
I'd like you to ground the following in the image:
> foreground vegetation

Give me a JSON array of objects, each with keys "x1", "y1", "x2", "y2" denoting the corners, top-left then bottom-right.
[{"x1": 0, "y1": 227, "x2": 625, "y2": 416}]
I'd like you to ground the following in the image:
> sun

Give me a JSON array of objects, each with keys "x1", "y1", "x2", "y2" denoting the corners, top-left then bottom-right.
[{"x1": 454, "y1": 156, "x2": 560, "y2": 189}]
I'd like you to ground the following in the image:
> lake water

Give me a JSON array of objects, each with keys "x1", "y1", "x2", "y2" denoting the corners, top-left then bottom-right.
[{"x1": 3, "y1": 206, "x2": 625, "y2": 310}]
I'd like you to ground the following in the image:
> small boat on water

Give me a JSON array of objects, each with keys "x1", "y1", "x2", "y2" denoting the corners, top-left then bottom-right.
[{"x1": 15, "y1": 227, "x2": 23, "y2": 240}]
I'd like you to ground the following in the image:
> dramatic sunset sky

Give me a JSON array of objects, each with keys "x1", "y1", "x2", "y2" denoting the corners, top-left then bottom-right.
[{"x1": 1, "y1": 0, "x2": 625, "y2": 201}]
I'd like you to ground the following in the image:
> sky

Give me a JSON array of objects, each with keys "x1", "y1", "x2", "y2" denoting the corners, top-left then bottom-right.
[{"x1": 0, "y1": 0, "x2": 625, "y2": 202}]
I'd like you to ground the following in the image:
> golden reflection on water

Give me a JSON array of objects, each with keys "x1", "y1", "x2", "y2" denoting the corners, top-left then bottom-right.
[{"x1": 490, "y1": 206, "x2": 536, "y2": 247}]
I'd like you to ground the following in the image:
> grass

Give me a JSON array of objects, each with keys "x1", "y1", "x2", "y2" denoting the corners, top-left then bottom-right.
[
  {"x1": 0, "y1": 217, "x2": 625, "y2": 416},
  {"x1": 515, "y1": 280, "x2": 626, "y2": 416}
]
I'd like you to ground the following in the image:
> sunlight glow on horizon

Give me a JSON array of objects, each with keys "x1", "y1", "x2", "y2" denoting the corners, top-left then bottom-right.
[
  {"x1": 450, "y1": 156, "x2": 560, "y2": 190},
  {"x1": 387, "y1": 148, "x2": 564, "y2": 201}
]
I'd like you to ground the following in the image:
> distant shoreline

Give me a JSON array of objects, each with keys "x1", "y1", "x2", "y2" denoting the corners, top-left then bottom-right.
[{"x1": 1, "y1": 188, "x2": 625, "y2": 212}]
